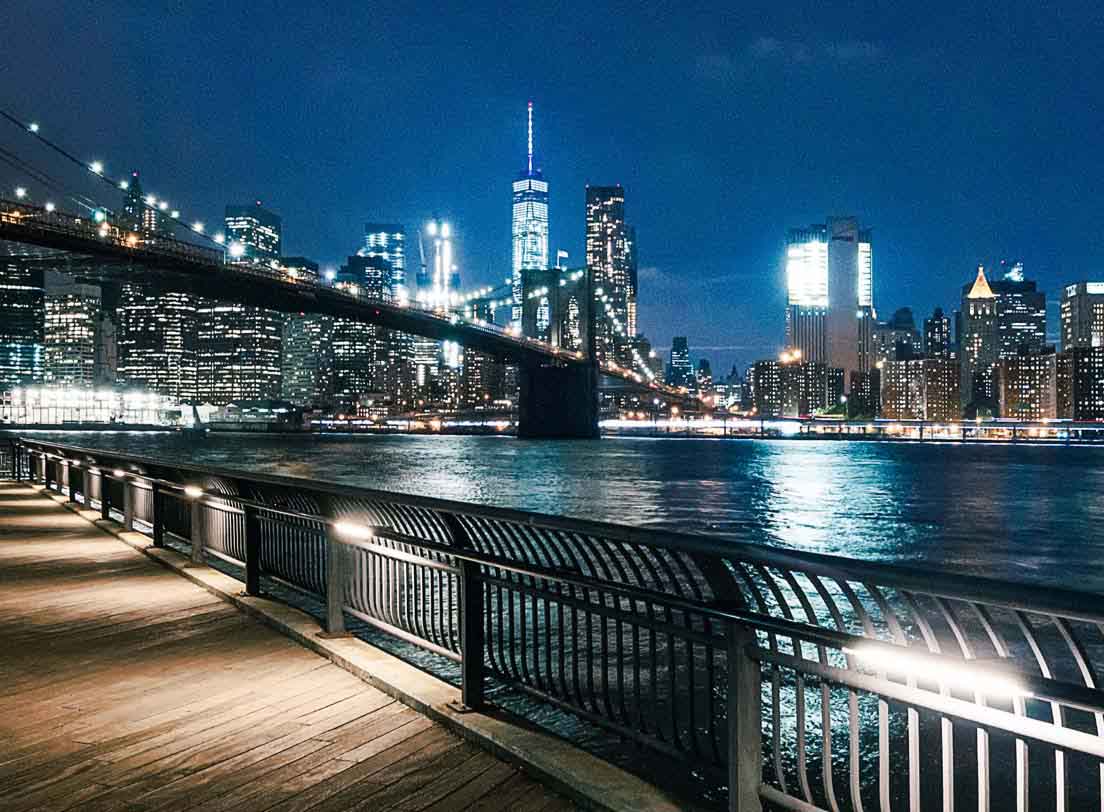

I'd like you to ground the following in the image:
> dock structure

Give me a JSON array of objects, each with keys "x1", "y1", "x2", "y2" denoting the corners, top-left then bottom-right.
[{"x1": 0, "y1": 482, "x2": 574, "y2": 812}]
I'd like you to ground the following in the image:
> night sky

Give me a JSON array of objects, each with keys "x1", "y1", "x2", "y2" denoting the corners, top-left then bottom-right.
[{"x1": 6, "y1": 1, "x2": 1103, "y2": 375}]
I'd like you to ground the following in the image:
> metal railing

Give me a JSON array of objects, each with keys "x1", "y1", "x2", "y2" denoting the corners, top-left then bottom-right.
[{"x1": 9, "y1": 438, "x2": 1104, "y2": 811}]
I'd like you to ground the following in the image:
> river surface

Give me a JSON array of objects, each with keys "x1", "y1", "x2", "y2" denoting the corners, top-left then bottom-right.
[{"x1": 15, "y1": 431, "x2": 1104, "y2": 592}]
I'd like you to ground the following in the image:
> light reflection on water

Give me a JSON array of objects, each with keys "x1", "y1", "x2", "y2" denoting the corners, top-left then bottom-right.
[{"x1": 17, "y1": 431, "x2": 1104, "y2": 592}]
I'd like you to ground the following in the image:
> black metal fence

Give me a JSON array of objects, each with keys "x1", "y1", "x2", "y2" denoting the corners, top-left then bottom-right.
[{"x1": 10, "y1": 438, "x2": 1104, "y2": 812}]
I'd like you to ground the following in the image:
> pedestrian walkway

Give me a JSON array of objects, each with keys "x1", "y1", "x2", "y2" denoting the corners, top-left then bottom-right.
[{"x1": 0, "y1": 481, "x2": 574, "y2": 811}]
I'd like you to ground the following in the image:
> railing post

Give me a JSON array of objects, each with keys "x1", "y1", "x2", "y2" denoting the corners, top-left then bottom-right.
[
  {"x1": 100, "y1": 471, "x2": 111, "y2": 521},
  {"x1": 459, "y1": 557, "x2": 486, "y2": 711},
  {"x1": 728, "y1": 621, "x2": 763, "y2": 812},
  {"x1": 150, "y1": 483, "x2": 164, "y2": 547},
  {"x1": 64, "y1": 461, "x2": 76, "y2": 503},
  {"x1": 190, "y1": 497, "x2": 204, "y2": 563},
  {"x1": 123, "y1": 478, "x2": 134, "y2": 531},
  {"x1": 244, "y1": 505, "x2": 262, "y2": 596},
  {"x1": 322, "y1": 525, "x2": 348, "y2": 636}
]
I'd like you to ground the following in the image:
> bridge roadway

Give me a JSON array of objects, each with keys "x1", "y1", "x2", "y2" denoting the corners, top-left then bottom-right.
[
  {"x1": 0, "y1": 198, "x2": 695, "y2": 408},
  {"x1": 0, "y1": 481, "x2": 574, "y2": 812}
]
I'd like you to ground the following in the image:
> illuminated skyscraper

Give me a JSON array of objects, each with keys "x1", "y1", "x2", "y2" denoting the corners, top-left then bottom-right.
[
  {"x1": 332, "y1": 255, "x2": 392, "y2": 413},
  {"x1": 195, "y1": 203, "x2": 285, "y2": 405},
  {"x1": 989, "y1": 263, "x2": 1046, "y2": 359},
  {"x1": 0, "y1": 256, "x2": 44, "y2": 391},
  {"x1": 959, "y1": 266, "x2": 999, "y2": 412},
  {"x1": 1060, "y1": 281, "x2": 1104, "y2": 350},
  {"x1": 363, "y1": 225, "x2": 406, "y2": 302},
  {"x1": 120, "y1": 171, "x2": 168, "y2": 236},
  {"x1": 586, "y1": 185, "x2": 631, "y2": 365},
  {"x1": 665, "y1": 336, "x2": 693, "y2": 388},
  {"x1": 784, "y1": 217, "x2": 872, "y2": 384},
  {"x1": 281, "y1": 315, "x2": 333, "y2": 409},
  {"x1": 224, "y1": 202, "x2": 281, "y2": 262},
  {"x1": 44, "y1": 280, "x2": 100, "y2": 387},
  {"x1": 512, "y1": 102, "x2": 549, "y2": 327},
  {"x1": 116, "y1": 285, "x2": 197, "y2": 401}
]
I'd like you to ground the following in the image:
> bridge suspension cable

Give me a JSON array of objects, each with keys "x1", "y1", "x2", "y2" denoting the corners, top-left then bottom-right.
[{"x1": 0, "y1": 105, "x2": 220, "y2": 248}]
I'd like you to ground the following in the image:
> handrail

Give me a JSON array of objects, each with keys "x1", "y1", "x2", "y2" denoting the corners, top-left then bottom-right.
[
  {"x1": 21, "y1": 438, "x2": 1104, "y2": 622},
  {"x1": 12, "y1": 437, "x2": 1104, "y2": 811}
]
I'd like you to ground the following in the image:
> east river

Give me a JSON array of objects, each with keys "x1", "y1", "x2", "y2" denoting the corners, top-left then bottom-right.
[{"x1": 19, "y1": 430, "x2": 1104, "y2": 592}]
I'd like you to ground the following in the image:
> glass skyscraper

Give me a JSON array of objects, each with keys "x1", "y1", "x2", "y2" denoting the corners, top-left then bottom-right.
[
  {"x1": 512, "y1": 102, "x2": 549, "y2": 327},
  {"x1": 585, "y1": 185, "x2": 631, "y2": 366},
  {"x1": 784, "y1": 217, "x2": 873, "y2": 384},
  {"x1": 0, "y1": 256, "x2": 44, "y2": 391}
]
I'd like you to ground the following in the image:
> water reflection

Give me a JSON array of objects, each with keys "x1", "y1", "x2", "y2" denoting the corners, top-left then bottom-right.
[{"x1": 14, "y1": 431, "x2": 1104, "y2": 592}]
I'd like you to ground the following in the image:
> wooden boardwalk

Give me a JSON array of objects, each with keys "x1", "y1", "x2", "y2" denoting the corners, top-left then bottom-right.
[{"x1": 0, "y1": 482, "x2": 574, "y2": 811}]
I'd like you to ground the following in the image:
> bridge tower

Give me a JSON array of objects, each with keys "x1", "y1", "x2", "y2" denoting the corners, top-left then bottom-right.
[{"x1": 517, "y1": 267, "x2": 599, "y2": 439}]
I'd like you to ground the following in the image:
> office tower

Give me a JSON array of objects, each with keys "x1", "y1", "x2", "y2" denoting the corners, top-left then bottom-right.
[
  {"x1": 924, "y1": 307, "x2": 952, "y2": 358},
  {"x1": 195, "y1": 203, "x2": 285, "y2": 405},
  {"x1": 0, "y1": 256, "x2": 44, "y2": 391},
  {"x1": 195, "y1": 303, "x2": 283, "y2": 404},
  {"x1": 696, "y1": 359, "x2": 714, "y2": 396},
  {"x1": 626, "y1": 225, "x2": 638, "y2": 338},
  {"x1": 1057, "y1": 347, "x2": 1104, "y2": 420},
  {"x1": 785, "y1": 217, "x2": 871, "y2": 384},
  {"x1": 872, "y1": 307, "x2": 923, "y2": 365},
  {"x1": 665, "y1": 337, "x2": 693, "y2": 388},
  {"x1": 361, "y1": 224, "x2": 415, "y2": 407},
  {"x1": 1060, "y1": 282, "x2": 1104, "y2": 350},
  {"x1": 225, "y1": 202, "x2": 281, "y2": 262},
  {"x1": 44, "y1": 278, "x2": 100, "y2": 387},
  {"x1": 586, "y1": 185, "x2": 632, "y2": 366},
  {"x1": 281, "y1": 315, "x2": 333, "y2": 409},
  {"x1": 120, "y1": 171, "x2": 168, "y2": 236},
  {"x1": 512, "y1": 102, "x2": 549, "y2": 327},
  {"x1": 363, "y1": 225, "x2": 407, "y2": 301},
  {"x1": 848, "y1": 369, "x2": 882, "y2": 418},
  {"x1": 459, "y1": 299, "x2": 505, "y2": 408},
  {"x1": 116, "y1": 285, "x2": 197, "y2": 401},
  {"x1": 279, "y1": 257, "x2": 319, "y2": 284},
  {"x1": 999, "y1": 349, "x2": 1057, "y2": 420},
  {"x1": 331, "y1": 255, "x2": 392, "y2": 413},
  {"x1": 750, "y1": 360, "x2": 785, "y2": 417},
  {"x1": 880, "y1": 358, "x2": 961, "y2": 421},
  {"x1": 959, "y1": 266, "x2": 999, "y2": 412},
  {"x1": 989, "y1": 263, "x2": 1046, "y2": 358}
]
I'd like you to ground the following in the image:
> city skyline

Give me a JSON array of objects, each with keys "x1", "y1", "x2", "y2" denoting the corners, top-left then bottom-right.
[{"x1": 5, "y1": 1, "x2": 1101, "y2": 374}]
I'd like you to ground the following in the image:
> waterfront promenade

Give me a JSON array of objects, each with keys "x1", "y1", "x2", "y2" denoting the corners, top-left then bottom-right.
[{"x1": 0, "y1": 482, "x2": 574, "y2": 812}]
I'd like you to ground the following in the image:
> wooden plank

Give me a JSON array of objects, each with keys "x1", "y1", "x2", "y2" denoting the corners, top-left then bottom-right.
[{"x1": 0, "y1": 482, "x2": 575, "y2": 812}]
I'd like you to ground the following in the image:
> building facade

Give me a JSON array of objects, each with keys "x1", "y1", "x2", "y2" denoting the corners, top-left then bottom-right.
[
  {"x1": 1057, "y1": 347, "x2": 1104, "y2": 420},
  {"x1": 924, "y1": 307, "x2": 952, "y2": 358},
  {"x1": 116, "y1": 285, "x2": 197, "y2": 401},
  {"x1": 586, "y1": 185, "x2": 631, "y2": 366},
  {"x1": 44, "y1": 283, "x2": 100, "y2": 387},
  {"x1": 0, "y1": 257, "x2": 44, "y2": 391},
  {"x1": 959, "y1": 266, "x2": 999, "y2": 412},
  {"x1": 999, "y1": 350, "x2": 1057, "y2": 420},
  {"x1": 881, "y1": 358, "x2": 961, "y2": 422},
  {"x1": 665, "y1": 336, "x2": 693, "y2": 388},
  {"x1": 331, "y1": 255, "x2": 392, "y2": 413},
  {"x1": 1060, "y1": 282, "x2": 1104, "y2": 351},
  {"x1": 281, "y1": 314, "x2": 333, "y2": 409},
  {"x1": 989, "y1": 267, "x2": 1046, "y2": 359},
  {"x1": 785, "y1": 217, "x2": 872, "y2": 384},
  {"x1": 196, "y1": 203, "x2": 286, "y2": 405}
]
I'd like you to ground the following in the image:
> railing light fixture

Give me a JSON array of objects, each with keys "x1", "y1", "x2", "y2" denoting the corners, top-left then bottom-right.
[
  {"x1": 334, "y1": 521, "x2": 374, "y2": 541},
  {"x1": 183, "y1": 485, "x2": 204, "y2": 499},
  {"x1": 843, "y1": 645, "x2": 1032, "y2": 700},
  {"x1": 113, "y1": 469, "x2": 127, "y2": 478}
]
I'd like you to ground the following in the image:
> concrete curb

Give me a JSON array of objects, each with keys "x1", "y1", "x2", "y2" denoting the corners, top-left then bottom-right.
[{"x1": 38, "y1": 486, "x2": 689, "y2": 812}]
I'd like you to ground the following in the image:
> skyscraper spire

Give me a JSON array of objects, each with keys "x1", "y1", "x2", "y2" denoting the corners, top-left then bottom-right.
[{"x1": 527, "y1": 101, "x2": 534, "y2": 175}]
